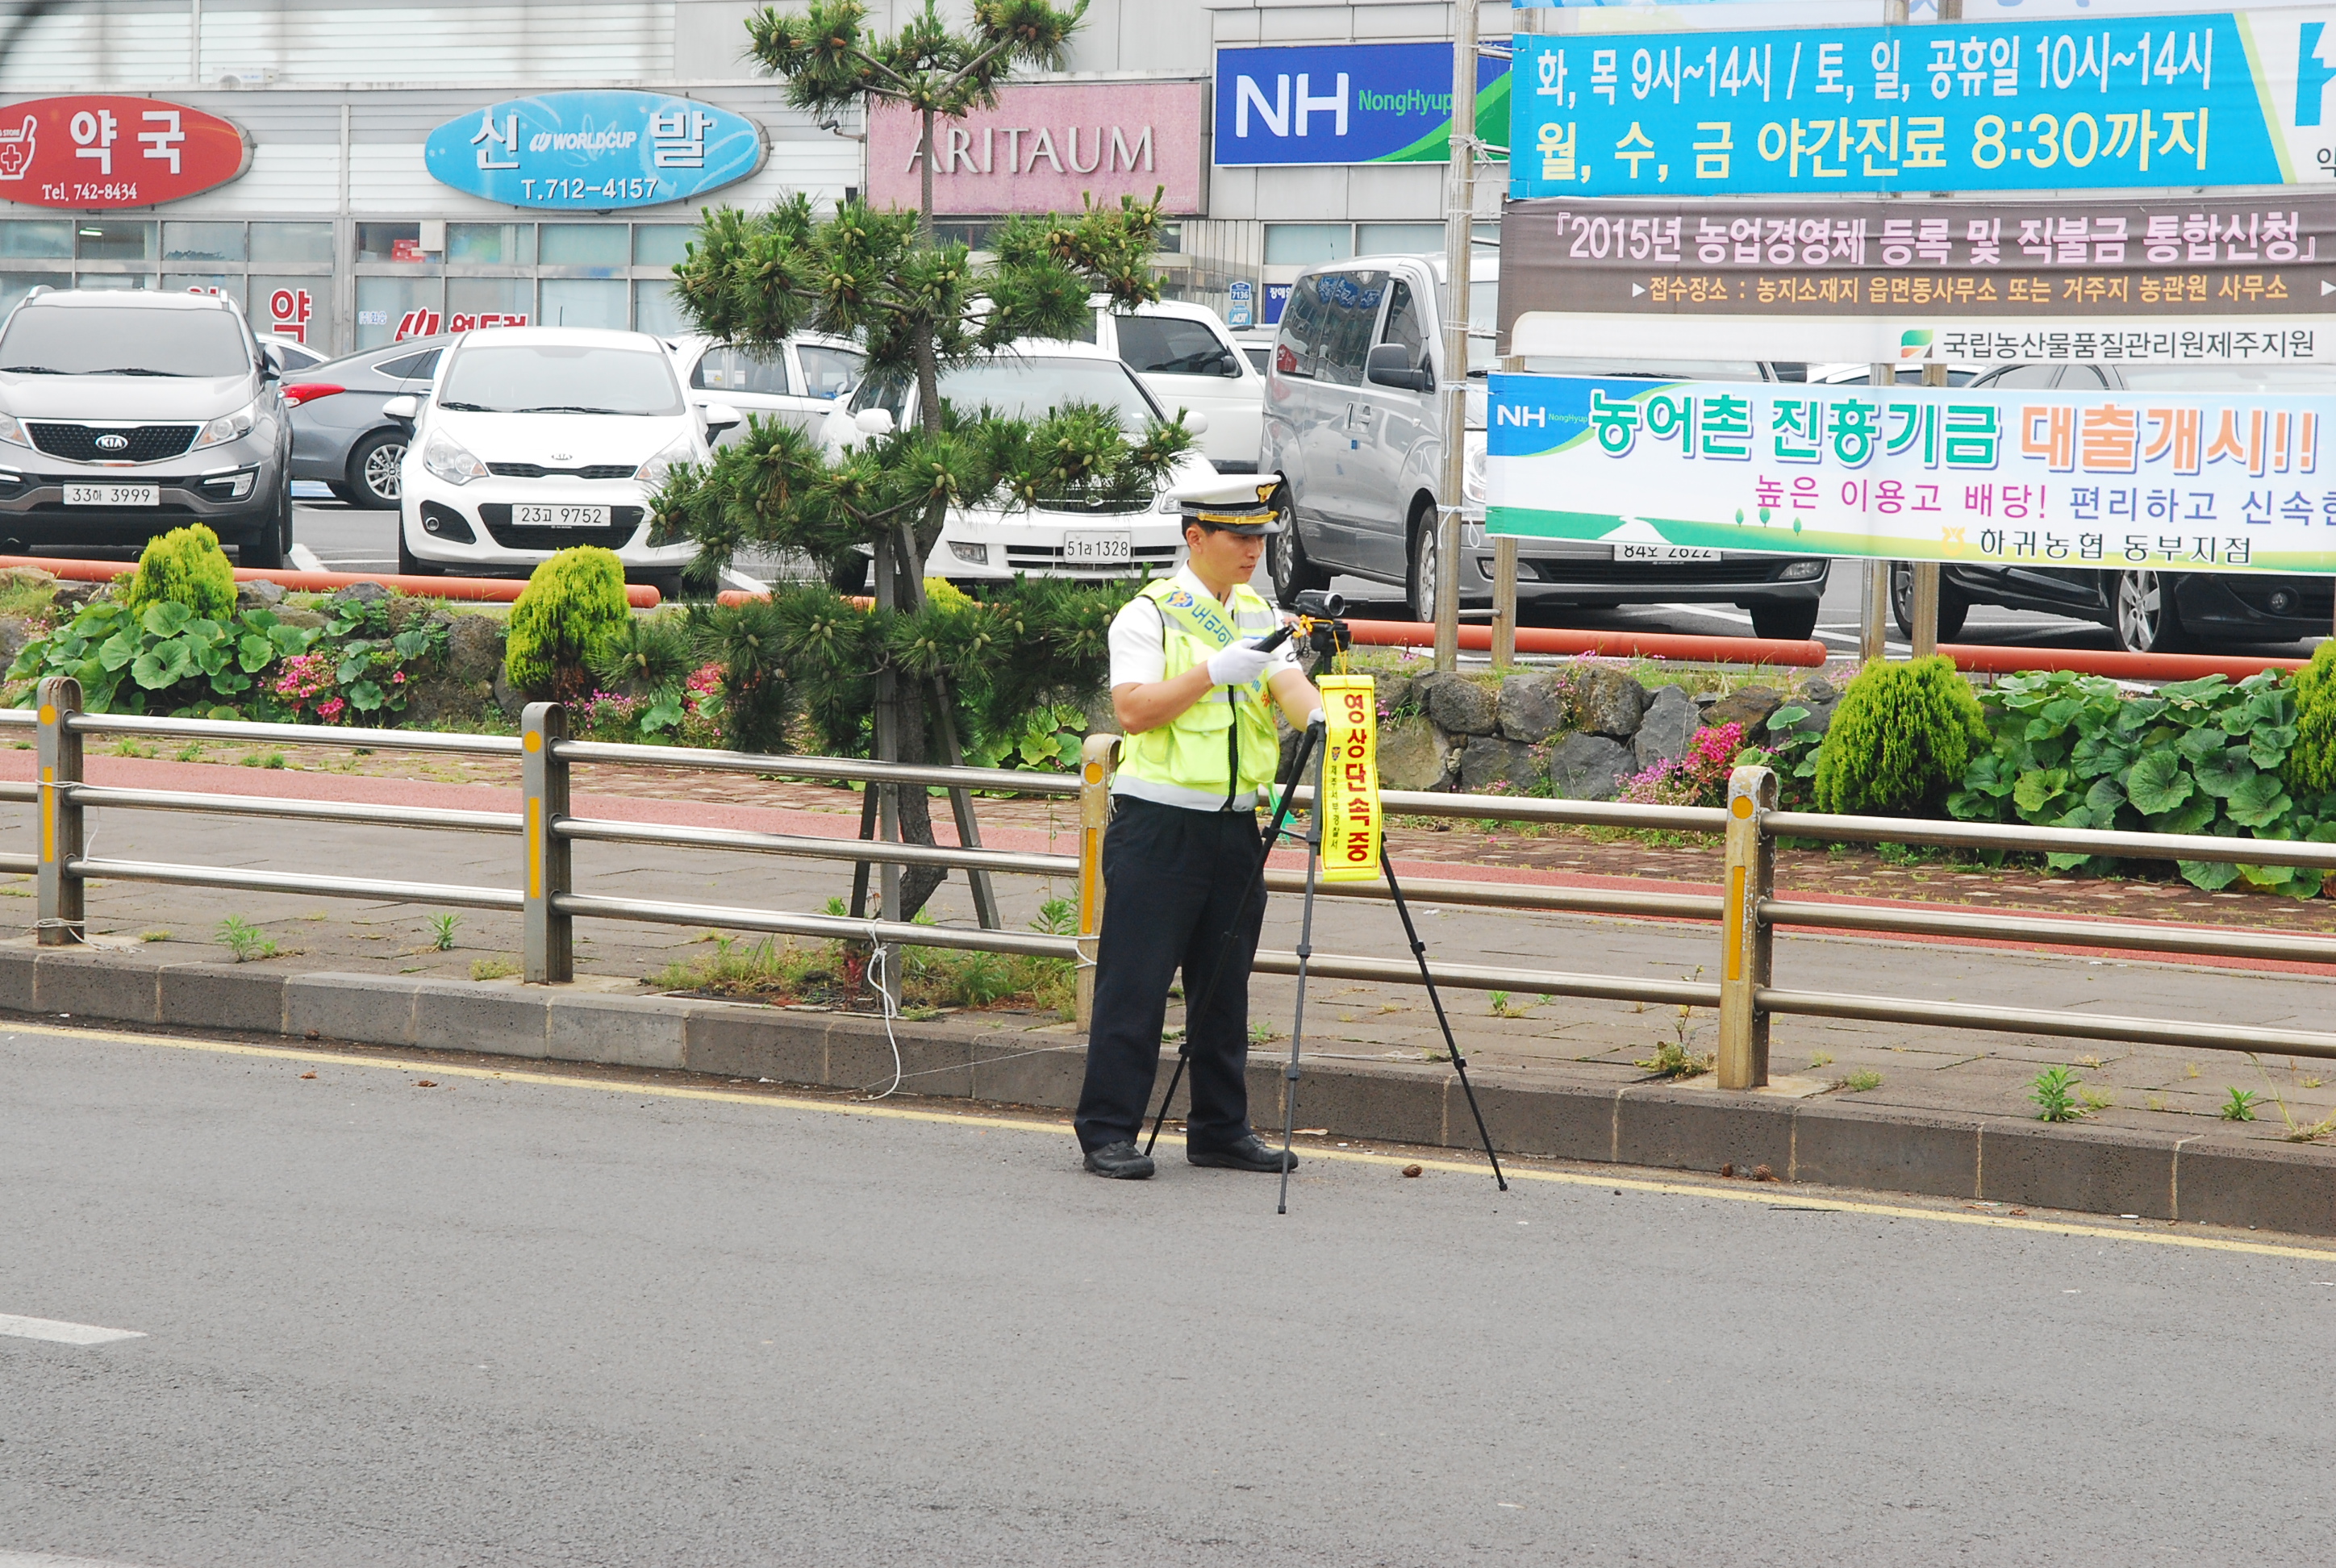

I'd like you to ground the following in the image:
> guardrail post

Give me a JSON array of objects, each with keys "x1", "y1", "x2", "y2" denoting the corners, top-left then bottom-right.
[
  {"x1": 1074, "y1": 733, "x2": 1119, "y2": 1030},
  {"x1": 522, "y1": 702, "x2": 573, "y2": 984},
  {"x1": 1717, "y1": 763, "x2": 1776, "y2": 1090},
  {"x1": 35, "y1": 676, "x2": 82, "y2": 946}
]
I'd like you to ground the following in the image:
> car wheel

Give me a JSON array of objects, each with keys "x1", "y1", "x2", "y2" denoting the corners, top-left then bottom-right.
[
  {"x1": 828, "y1": 552, "x2": 870, "y2": 594},
  {"x1": 1750, "y1": 598, "x2": 1821, "y2": 641},
  {"x1": 1266, "y1": 492, "x2": 1330, "y2": 607},
  {"x1": 326, "y1": 482, "x2": 361, "y2": 506},
  {"x1": 240, "y1": 485, "x2": 291, "y2": 570},
  {"x1": 1888, "y1": 562, "x2": 1971, "y2": 640},
  {"x1": 2113, "y1": 569, "x2": 2188, "y2": 653},
  {"x1": 348, "y1": 429, "x2": 407, "y2": 511},
  {"x1": 396, "y1": 519, "x2": 442, "y2": 578},
  {"x1": 1404, "y1": 504, "x2": 1441, "y2": 623}
]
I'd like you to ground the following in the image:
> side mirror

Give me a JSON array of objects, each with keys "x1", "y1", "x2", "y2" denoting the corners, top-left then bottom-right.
[
  {"x1": 1366, "y1": 344, "x2": 1433, "y2": 394},
  {"x1": 257, "y1": 342, "x2": 284, "y2": 381},
  {"x1": 1179, "y1": 409, "x2": 1210, "y2": 437},
  {"x1": 702, "y1": 402, "x2": 742, "y2": 436},
  {"x1": 382, "y1": 395, "x2": 419, "y2": 423},
  {"x1": 853, "y1": 407, "x2": 896, "y2": 437}
]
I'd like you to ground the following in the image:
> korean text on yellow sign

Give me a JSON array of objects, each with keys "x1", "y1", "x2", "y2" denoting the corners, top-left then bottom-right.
[{"x1": 1317, "y1": 675, "x2": 1383, "y2": 883}]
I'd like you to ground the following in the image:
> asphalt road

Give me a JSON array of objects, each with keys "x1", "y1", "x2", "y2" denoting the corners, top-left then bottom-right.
[
  {"x1": 7, "y1": 1021, "x2": 2336, "y2": 1567},
  {"x1": 279, "y1": 494, "x2": 2321, "y2": 658}
]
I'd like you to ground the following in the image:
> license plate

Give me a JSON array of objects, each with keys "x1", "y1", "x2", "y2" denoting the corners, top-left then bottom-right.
[
  {"x1": 1062, "y1": 530, "x2": 1132, "y2": 565},
  {"x1": 514, "y1": 504, "x2": 609, "y2": 528},
  {"x1": 1613, "y1": 543, "x2": 1721, "y2": 562},
  {"x1": 64, "y1": 484, "x2": 158, "y2": 507}
]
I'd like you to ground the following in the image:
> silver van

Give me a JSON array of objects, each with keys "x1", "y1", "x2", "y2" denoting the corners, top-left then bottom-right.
[{"x1": 1261, "y1": 254, "x2": 1829, "y2": 638}]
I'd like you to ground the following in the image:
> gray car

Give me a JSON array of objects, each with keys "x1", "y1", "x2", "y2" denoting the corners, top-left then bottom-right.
[
  {"x1": 0, "y1": 289, "x2": 294, "y2": 566},
  {"x1": 286, "y1": 336, "x2": 456, "y2": 509}
]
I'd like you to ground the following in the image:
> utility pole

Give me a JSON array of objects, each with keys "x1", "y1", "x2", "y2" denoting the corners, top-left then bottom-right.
[{"x1": 1433, "y1": 0, "x2": 1479, "y2": 673}]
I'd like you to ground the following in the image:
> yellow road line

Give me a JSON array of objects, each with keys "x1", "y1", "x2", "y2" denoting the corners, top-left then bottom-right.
[{"x1": 20, "y1": 1019, "x2": 2336, "y2": 1264}]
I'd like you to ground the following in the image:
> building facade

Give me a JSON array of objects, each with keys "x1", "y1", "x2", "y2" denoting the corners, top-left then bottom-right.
[{"x1": 0, "y1": 0, "x2": 1505, "y2": 354}]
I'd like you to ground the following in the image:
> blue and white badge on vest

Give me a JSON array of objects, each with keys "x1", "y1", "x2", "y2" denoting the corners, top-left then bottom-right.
[
  {"x1": 1152, "y1": 585, "x2": 1270, "y2": 696},
  {"x1": 424, "y1": 91, "x2": 766, "y2": 210}
]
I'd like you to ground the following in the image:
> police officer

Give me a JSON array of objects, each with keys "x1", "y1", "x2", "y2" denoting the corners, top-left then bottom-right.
[{"x1": 1075, "y1": 478, "x2": 1324, "y2": 1180}]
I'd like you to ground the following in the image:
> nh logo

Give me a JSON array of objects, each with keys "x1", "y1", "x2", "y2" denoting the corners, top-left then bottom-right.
[
  {"x1": 2299, "y1": 22, "x2": 2336, "y2": 126},
  {"x1": 1233, "y1": 73, "x2": 1349, "y2": 138},
  {"x1": 1495, "y1": 405, "x2": 1546, "y2": 427}
]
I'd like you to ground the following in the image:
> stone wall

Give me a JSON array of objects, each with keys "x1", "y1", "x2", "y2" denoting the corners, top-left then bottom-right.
[{"x1": 1367, "y1": 667, "x2": 1842, "y2": 800}]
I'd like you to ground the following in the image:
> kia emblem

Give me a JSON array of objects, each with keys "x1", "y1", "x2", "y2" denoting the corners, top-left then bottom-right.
[
  {"x1": 550, "y1": 451, "x2": 572, "y2": 461},
  {"x1": 94, "y1": 432, "x2": 129, "y2": 452}
]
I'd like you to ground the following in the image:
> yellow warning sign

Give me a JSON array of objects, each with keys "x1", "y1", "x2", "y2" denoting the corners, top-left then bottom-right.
[{"x1": 1317, "y1": 674, "x2": 1382, "y2": 883}]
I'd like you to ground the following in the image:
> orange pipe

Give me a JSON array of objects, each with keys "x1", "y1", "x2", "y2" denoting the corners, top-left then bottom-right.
[
  {"x1": 717, "y1": 589, "x2": 872, "y2": 609},
  {"x1": 0, "y1": 554, "x2": 661, "y2": 608},
  {"x1": 1938, "y1": 644, "x2": 2307, "y2": 681},
  {"x1": 1341, "y1": 616, "x2": 1829, "y2": 667}
]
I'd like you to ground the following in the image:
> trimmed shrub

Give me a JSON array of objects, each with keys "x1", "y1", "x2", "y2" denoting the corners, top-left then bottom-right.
[
  {"x1": 2287, "y1": 640, "x2": 2336, "y2": 794},
  {"x1": 1812, "y1": 655, "x2": 1988, "y2": 815},
  {"x1": 124, "y1": 524, "x2": 236, "y2": 623},
  {"x1": 505, "y1": 547, "x2": 631, "y2": 698}
]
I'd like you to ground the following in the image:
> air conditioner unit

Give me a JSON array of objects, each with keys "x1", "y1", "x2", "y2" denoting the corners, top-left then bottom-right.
[{"x1": 212, "y1": 67, "x2": 279, "y2": 90}]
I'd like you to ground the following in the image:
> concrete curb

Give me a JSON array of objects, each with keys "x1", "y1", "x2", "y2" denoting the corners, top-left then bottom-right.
[{"x1": 11, "y1": 941, "x2": 2336, "y2": 1236}]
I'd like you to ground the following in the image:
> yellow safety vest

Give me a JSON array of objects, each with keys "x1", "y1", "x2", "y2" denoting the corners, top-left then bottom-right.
[{"x1": 1118, "y1": 578, "x2": 1283, "y2": 807}]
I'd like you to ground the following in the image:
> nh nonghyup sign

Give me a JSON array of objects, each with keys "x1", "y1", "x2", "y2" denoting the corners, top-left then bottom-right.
[
  {"x1": 424, "y1": 91, "x2": 765, "y2": 210},
  {"x1": 1214, "y1": 43, "x2": 1508, "y2": 166}
]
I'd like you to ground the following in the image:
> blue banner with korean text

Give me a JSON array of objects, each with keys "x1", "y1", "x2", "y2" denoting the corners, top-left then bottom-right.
[{"x1": 1511, "y1": 10, "x2": 2336, "y2": 198}]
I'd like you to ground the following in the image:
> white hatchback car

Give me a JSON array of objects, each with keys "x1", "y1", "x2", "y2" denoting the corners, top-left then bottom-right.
[
  {"x1": 667, "y1": 332, "x2": 866, "y2": 447},
  {"x1": 390, "y1": 327, "x2": 736, "y2": 590},
  {"x1": 824, "y1": 339, "x2": 1213, "y2": 588},
  {"x1": 1086, "y1": 299, "x2": 1264, "y2": 473}
]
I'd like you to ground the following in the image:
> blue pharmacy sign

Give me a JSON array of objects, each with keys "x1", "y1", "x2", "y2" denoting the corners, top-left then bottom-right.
[
  {"x1": 1511, "y1": 10, "x2": 2336, "y2": 199},
  {"x1": 424, "y1": 91, "x2": 765, "y2": 210}
]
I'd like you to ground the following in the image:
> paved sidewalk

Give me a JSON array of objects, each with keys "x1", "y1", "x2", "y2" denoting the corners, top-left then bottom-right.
[{"x1": 3, "y1": 752, "x2": 2333, "y2": 1152}]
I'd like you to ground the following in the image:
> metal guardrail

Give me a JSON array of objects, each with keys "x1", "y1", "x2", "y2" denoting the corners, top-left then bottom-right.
[{"x1": 18, "y1": 676, "x2": 2336, "y2": 1079}]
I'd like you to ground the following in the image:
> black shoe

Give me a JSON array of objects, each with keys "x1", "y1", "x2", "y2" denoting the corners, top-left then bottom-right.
[
  {"x1": 1189, "y1": 1134, "x2": 1298, "y2": 1173},
  {"x1": 1083, "y1": 1141, "x2": 1156, "y2": 1179}
]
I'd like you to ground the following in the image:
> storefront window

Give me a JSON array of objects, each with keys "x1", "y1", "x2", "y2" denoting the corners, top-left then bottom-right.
[
  {"x1": 251, "y1": 277, "x2": 324, "y2": 344},
  {"x1": 0, "y1": 273, "x2": 67, "y2": 316},
  {"x1": 76, "y1": 220, "x2": 156, "y2": 262},
  {"x1": 540, "y1": 277, "x2": 625, "y2": 329},
  {"x1": 0, "y1": 221, "x2": 72, "y2": 260},
  {"x1": 1357, "y1": 223, "x2": 1444, "y2": 256},
  {"x1": 448, "y1": 276, "x2": 533, "y2": 327},
  {"x1": 448, "y1": 223, "x2": 534, "y2": 266},
  {"x1": 357, "y1": 223, "x2": 424, "y2": 263},
  {"x1": 632, "y1": 225, "x2": 695, "y2": 267},
  {"x1": 164, "y1": 223, "x2": 246, "y2": 263},
  {"x1": 251, "y1": 223, "x2": 334, "y2": 265},
  {"x1": 75, "y1": 273, "x2": 155, "y2": 290},
  {"x1": 165, "y1": 273, "x2": 238, "y2": 301},
  {"x1": 357, "y1": 274, "x2": 443, "y2": 348},
  {"x1": 632, "y1": 278, "x2": 689, "y2": 336},
  {"x1": 1263, "y1": 224, "x2": 1351, "y2": 265},
  {"x1": 540, "y1": 225, "x2": 627, "y2": 269}
]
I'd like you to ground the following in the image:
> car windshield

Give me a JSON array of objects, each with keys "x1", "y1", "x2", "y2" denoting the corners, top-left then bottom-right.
[
  {"x1": 0, "y1": 307, "x2": 251, "y2": 377},
  {"x1": 929, "y1": 355, "x2": 1165, "y2": 427},
  {"x1": 2111, "y1": 363, "x2": 2336, "y2": 394},
  {"x1": 435, "y1": 343, "x2": 684, "y2": 415}
]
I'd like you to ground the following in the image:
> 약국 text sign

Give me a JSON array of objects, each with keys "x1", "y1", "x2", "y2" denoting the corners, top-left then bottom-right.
[
  {"x1": 1499, "y1": 193, "x2": 2336, "y2": 363},
  {"x1": 1486, "y1": 373, "x2": 2336, "y2": 575},
  {"x1": 1511, "y1": 10, "x2": 2336, "y2": 198}
]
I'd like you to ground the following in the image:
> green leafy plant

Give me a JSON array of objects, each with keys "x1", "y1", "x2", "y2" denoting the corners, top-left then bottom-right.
[
  {"x1": 2031, "y1": 1065, "x2": 2084, "y2": 1122},
  {"x1": 505, "y1": 548, "x2": 632, "y2": 700},
  {"x1": 9, "y1": 600, "x2": 316, "y2": 715},
  {"x1": 218, "y1": 915, "x2": 277, "y2": 963},
  {"x1": 1032, "y1": 895, "x2": 1078, "y2": 937},
  {"x1": 1738, "y1": 702, "x2": 1827, "y2": 810},
  {"x1": 317, "y1": 594, "x2": 448, "y2": 719},
  {"x1": 123, "y1": 523, "x2": 236, "y2": 623},
  {"x1": 2221, "y1": 1086, "x2": 2259, "y2": 1121},
  {"x1": 1950, "y1": 667, "x2": 2333, "y2": 895},
  {"x1": 2285, "y1": 638, "x2": 2336, "y2": 794},
  {"x1": 1838, "y1": 1069, "x2": 1883, "y2": 1093},
  {"x1": 428, "y1": 913, "x2": 459, "y2": 951},
  {"x1": 585, "y1": 612, "x2": 701, "y2": 733},
  {"x1": 1812, "y1": 655, "x2": 1988, "y2": 815},
  {"x1": 470, "y1": 955, "x2": 519, "y2": 981},
  {"x1": 966, "y1": 699, "x2": 1087, "y2": 772}
]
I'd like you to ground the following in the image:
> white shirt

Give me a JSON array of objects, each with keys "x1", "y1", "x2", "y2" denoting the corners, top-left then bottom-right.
[{"x1": 1108, "y1": 566, "x2": 1296, "y2": 811}]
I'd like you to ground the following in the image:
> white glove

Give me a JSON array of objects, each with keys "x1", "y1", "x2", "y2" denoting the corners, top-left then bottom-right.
[
  {"x1": 1206, "y1": 639, "x2": 1274, "y2": 687},
  {"x1": 1306, "y1": 707, "x2": 1325, "y2": 728}
]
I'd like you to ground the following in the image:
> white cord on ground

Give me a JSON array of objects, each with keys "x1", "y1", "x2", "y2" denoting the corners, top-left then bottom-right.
[{"x1": 863, "y1": 925, "x2": 903, "y2": 1099}]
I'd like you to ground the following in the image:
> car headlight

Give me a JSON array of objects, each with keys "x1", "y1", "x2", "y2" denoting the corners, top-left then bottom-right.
[
  {"x1": 0, "y1": 413, "x2": 27, "y2": 448},
  {"x1": 193, "y1": 402, "x2": 258, "y2": 450},
  {"x1": 422, "y1": 428, "x2": 487, "y2": 486},
  {"x1": 633, "y1": 432, "x2": 702, "y2": 493},
  {"x1": 1462, "y1": 440, "x2": 1487, "y2": 504}
]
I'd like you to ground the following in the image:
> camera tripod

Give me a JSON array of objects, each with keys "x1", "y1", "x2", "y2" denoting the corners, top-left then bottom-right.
[{"x1": 1142, "y1": 710, "x2": 1509, "y2": 1211}]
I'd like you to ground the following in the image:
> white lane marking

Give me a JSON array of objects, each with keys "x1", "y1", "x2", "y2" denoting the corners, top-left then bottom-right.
[
  {"x1": 287, "y1": 544, "x2": 327, "y2": 573},
  {"x1": 0, "y1": 1313, "x2": 144, "y2": 1346},
  {"x1": 0, "y1": 1553, "x2": 170, "y2": 1568},
  {"x1": 1652, "y1": 601, "x2": 1756, "y2": 627}
]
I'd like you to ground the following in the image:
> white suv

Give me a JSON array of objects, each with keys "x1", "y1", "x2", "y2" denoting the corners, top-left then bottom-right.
[
  {"x1": 391, "y1": 327, "x2": 736, "y2": 592},
  {"x1": 1084, "y1": 299, "x2": 1263, "y2": 473},
  {"x1": 822, "y1": 339, "x2": 1213, "y2": 588}
]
